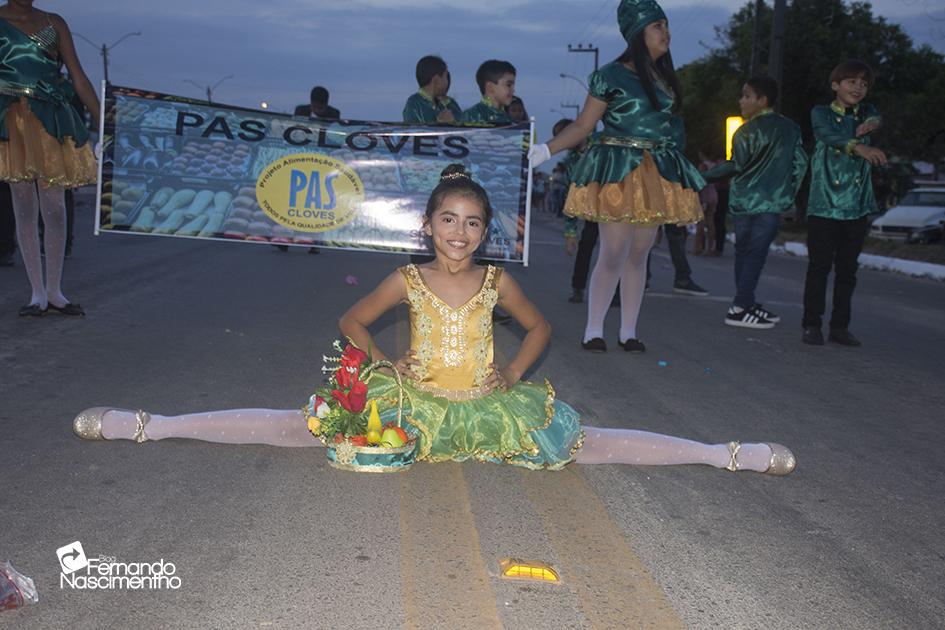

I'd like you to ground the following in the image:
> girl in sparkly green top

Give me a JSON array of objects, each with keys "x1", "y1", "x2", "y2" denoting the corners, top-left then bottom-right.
[
  {"x1": 529, "y1": 0, "x2": 703, "y2": 355},
  {"x1": 0, "y1": 1, "x2": 98, "y2": 317}
]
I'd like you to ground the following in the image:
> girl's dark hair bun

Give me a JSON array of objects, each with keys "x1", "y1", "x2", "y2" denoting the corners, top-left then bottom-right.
[{"x1": 439, "y1": 163, "x2": 470, "y2": 182}]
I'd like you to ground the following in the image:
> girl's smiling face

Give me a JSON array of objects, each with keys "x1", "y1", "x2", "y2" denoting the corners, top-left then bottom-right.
[{"x1": 424, "y1": 193, "x2": 488, "y2": 262}]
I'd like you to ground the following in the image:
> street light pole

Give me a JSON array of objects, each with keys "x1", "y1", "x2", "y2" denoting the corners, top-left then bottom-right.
[
  {"x1": 559, "y1": 73, "x2": 588, "y2": 91},
  {"x1": 183, "y1": 75, "x2": 234, "y2": 104},
  {"x1": 561, "y1": 103, "x2": 580, "y2": 116},
  {"x1": 567, "y1": 43, "x2": 599, "y2": 71},
  {"x1": 73, "y1": 31, "x2": 142, "y2": 85}
]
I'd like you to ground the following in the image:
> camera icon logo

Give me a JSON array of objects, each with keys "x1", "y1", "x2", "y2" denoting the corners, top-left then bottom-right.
[{"x1": 56, "y1": 541, "x2": 89, "y2": 574}]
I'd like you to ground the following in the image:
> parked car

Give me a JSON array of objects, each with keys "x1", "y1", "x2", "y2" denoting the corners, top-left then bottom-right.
[{"x1": 869, "y1": 188, "x2": 945, "y2": 243}]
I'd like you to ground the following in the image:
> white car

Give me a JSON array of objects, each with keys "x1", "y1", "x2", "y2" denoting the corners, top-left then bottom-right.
[{"x1": 870, "y1": 188, "x2": 945, "y2": 243}]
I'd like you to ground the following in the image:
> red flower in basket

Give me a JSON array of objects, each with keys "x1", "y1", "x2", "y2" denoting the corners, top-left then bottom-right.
[
  {"x1": 340, "y1": 344, "x2": 368, "y2": 369},
  {"x1": 332, "y1": 380, "x2": 368, "y2": 413}
]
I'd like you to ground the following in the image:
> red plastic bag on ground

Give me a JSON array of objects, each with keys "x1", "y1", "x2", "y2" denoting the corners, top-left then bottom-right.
[{"x1": 0, "y1": 561, "x2": 38, "y2": 611}]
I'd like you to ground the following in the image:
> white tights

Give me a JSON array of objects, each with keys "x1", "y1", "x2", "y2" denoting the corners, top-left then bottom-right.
[
  {"x1": 99, "y1": 409, "x2": 774, "y2": 472},
  {"x1": 10, "y1": 182, "x2": 70, "y2": 308},
  {"x1": 584, "y1": 222, "x2": 658, "y2": 343}
]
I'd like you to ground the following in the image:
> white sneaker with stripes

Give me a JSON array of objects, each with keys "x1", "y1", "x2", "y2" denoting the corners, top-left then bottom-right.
[
  {"x1": 725, "y1": 305, "x2": 775, "y2": 329},
  {"x1": 751, "y1": 303, "x2": 780, "y2": 323}
]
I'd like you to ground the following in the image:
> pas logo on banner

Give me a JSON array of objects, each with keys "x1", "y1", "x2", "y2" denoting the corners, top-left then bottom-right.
[{"x1": 97, "y1": 85, "x2": 533, "y2": 264}]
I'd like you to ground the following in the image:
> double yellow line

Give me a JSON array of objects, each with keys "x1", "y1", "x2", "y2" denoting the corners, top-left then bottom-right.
[{"x1": 393, "y1": 284, "x2": 682, "y2": 628}]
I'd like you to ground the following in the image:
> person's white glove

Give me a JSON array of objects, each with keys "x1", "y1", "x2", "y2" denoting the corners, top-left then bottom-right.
[
  {"x1": 93, "y1": 141, "x2": 103, "y2": 160},
  {"x1": 528, "y1": 143, "x2": 551, "y2": 168}
]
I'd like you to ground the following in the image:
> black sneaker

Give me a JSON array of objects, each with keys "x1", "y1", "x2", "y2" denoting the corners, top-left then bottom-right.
[
  {"x1": 568, "y1": 288, "x2": 583, "y2": 303},
  {"x1": 828, "y1": 329, "x2": 861, "y2": 347},
  {"x1": 751, "y1": 303, "x2": 780, "y2": 323},
  {"x1": 582, "y1": 337, "x2": 607, "y2": 352},
  {"x1": 801, "y1": 326, "x2": 824, "y2": 345},
  {"x1": 618, "y1": 338, "x2": 646, "y2": 353},
  {"x1": 673, "y1": 279, "x2": 709, "y2": 296},
  {"x1": 724, "y1": 306, "x2": 774, "y2": 329}
]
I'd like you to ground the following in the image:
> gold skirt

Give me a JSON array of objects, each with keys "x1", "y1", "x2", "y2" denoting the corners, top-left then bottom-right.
[
  {"x1": 0, "y1": 99, "x2": 97, "y2": 189},
  {"x1": 564, "y1": 152, "x2": 703, "y2": 226}
]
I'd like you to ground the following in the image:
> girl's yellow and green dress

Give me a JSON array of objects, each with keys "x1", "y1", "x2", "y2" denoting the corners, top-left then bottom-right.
[
  {"x1": 564, "y1": 62, "x2": 704, "y2": 225},
  {"x1": 0, "y1": 17, "x2": 96, "y2": 187},
  {"x1": 365, "y1": 264, "x2": 585, "y2": 470}
]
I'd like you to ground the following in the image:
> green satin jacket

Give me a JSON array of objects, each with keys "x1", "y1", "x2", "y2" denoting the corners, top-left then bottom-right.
[
  {"x1": 702, "y1": 109, "x2": 808, "y2": 215},
  {"x1": 569, "y1": 61, "x2": 704, "y2": 191},
  {"x1": 807, "y1": 102, "x2": 880, "y2": 219},
  {"x1": 402, "y1": 90, "x2": 462, "y2": 123},
  {"x1": 0, "y1": 18, "x2": 89, "y2": 147},
  {"x1": 459, "y1": 97, "x2": 510, "y2": 125}
]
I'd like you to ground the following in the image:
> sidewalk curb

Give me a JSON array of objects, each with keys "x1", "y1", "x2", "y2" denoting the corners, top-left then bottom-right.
[{"x1": 772, "y1": 241, "x2": 945, "y2": 281}]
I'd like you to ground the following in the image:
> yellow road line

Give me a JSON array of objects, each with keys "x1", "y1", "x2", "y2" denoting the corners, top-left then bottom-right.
[
  {"x1": 521, "y1": 467, "x2": 684, "y2": 629},
  {"x1": 399, "y1": 464, "x2": 502, "y2": 629}
]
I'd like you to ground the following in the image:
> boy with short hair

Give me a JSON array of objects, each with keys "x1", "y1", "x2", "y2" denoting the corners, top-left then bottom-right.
[
  {"x1": 460, "y1": 60, "x2": 515, "y2": 124},
  {"x1": 703, "y1": 75, "x2": 808, "y2": 329},
  {"x1": 402, "y1": 55, "x2": 462, "y2": 124},
  {"x1": 801, "y1": 60, "x2": 885, "y2": 347}
]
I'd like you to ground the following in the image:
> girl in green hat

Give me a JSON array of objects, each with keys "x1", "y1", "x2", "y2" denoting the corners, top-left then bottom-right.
[{"x1": 530, "y1": 0, "x2": 705, "y2": 355}]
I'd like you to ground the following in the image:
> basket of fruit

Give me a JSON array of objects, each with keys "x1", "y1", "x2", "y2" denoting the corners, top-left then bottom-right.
[{"x1": 304, "y1": 341, "x2": 418, "y2": 473}]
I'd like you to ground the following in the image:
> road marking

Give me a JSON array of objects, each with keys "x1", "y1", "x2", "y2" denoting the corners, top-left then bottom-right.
[
  {"x1": 521, "y1": 467, "x2": 684, "y2": 629},
  {"x1": 399, "y1": 465, "x2": 502, "y2": 630}
]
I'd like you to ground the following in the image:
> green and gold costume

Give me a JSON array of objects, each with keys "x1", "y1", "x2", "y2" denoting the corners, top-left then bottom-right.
[
  {"x1": 564, "y1": 62, "x2": 704, "y2": 225},
  {"x1": 363, "y1": 265, "x2": 584, "y2": 469}
]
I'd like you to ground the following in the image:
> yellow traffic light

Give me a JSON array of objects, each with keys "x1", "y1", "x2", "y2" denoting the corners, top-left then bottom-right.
[{"x1": 726, "y1": 116, "x2": 745, "y2": 160}]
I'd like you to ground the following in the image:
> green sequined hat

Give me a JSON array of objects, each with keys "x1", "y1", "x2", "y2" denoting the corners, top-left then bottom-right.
[{"x1": 618, "y1": 0, "x2": 667, "y2": 43}]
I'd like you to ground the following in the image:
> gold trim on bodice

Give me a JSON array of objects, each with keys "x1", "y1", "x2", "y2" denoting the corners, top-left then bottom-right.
[{"x1": 400, "y1": 264, "x2": 501, "y2": 397}]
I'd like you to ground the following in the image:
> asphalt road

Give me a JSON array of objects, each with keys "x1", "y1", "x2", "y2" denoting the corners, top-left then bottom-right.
[{"x1": 1, "y1": 193, "x2": 944, "y2": 629}]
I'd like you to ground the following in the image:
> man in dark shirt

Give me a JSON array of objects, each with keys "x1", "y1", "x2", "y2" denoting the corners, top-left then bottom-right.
[{"x1": 294, "y1": 86, "x2": 340, "y2": 119}]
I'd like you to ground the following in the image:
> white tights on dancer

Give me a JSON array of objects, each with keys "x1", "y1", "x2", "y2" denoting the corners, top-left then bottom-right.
[
  {"x1": 584, "y1": 222, "x2": 658, "y2": 343},
  {"x1": 99, "y1": 409, "x2": 775, "y2": 472},
  {"x1": 10, "y1": 181, "x2": 70, "y2": 308}
]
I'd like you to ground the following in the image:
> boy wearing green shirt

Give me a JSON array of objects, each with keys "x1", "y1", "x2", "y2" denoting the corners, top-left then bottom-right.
[
  {"x1": 703, "y1": 76, "x2": 808, "y2": 329},
  {"x1": 402, "y1": 55, "x2": 462, "y2": 124},
  {"x1": 802, "y1": 60, "x2": 885, "y2": 347},
  {"x1": 460, "y1": 60, "x2": 515, "y2": 125}
]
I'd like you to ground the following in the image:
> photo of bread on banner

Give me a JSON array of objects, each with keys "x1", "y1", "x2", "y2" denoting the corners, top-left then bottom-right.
[{"x1": 127, "y1": 186, "x2": 233, "y2": 237}]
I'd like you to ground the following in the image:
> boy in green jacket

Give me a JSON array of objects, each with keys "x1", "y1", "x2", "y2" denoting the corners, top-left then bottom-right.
[
  {"x1": 703, "y1": 76, "x2": 808, "y2": 329},
  {"x1": 801, "y1": 60, "x2": 885, "y2": 347}
]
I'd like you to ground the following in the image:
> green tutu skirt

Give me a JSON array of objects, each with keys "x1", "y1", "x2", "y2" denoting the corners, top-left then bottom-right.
[{"x1": 367, "y1": 373, "x2": 585, "y2": 470}]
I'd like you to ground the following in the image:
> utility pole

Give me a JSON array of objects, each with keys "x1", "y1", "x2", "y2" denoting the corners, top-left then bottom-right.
[
  {"x1": 73, "y1": 31, "x2": 142, "y2": 85},
  {"x1": 748, "y1": 0, "x2": 764, "y2": 77},
  {"x1": 567, "y1": 43, "x2": 599, "y2": 71},
  {"x1": 183, "y1": 75, "x2": 234, "y2": 105},
  {"x1": 767, "y1": 0, "x2": 787, "y2": 110}
]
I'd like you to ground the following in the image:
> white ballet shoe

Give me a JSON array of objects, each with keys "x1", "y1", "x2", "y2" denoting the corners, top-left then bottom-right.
[
  {"x1": 73, "y1": 407, "x2": 151, "y2": 443},
  {"x1": 725, "y1": 441, "x2": 796, "y2": 476}
]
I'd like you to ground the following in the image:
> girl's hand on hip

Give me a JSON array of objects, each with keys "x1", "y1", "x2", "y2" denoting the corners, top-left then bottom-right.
[
  {"x1": 394, "y1": 350, "x2": 420, "y2": 381},
  {"x1": 483, "y1": 363, "x2": 520, "y2": 393}
]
